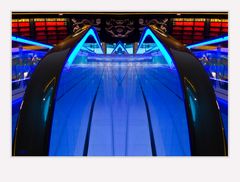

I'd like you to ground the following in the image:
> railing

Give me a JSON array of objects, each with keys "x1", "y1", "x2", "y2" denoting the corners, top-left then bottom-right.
[
  {"x1": 210, "y1": 77, "x2": 228, "y2": 91},
  {"x1": 12, "y1": 77, "x2": 30, "y2": 87}
]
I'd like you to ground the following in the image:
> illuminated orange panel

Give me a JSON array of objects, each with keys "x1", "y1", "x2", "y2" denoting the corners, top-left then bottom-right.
[
  {"x1": 194, "y1": 22, "x2": 204, "y2": 26},
  {"x1": 194, "y1": 27, "x2": 204, "y2": 31},
  {"x1": 20, "y1": 28, "x2": 30, "y2": 32},
  {"x1": 46, "y1": 22, "x2": 57, "y2": 26},
  {"x1": 47, "y1": 27, "x2": 57, "y2": 31},
  {"x1": 175, "y1": 21, "x2": 184, "y2": 26},
  {"x1": 56, "y1": 22, "x2": 65, "y2": 26},
  {"x1": 35, "y1": 22, "x2": 46, "y2": 26},
  {"x1": 183, "y1": 27, "x2": 193, "y2": 31},
  {"x1": 20, "y1": 33, "x2": 30, "y2": 37},
  {"x1": 210, "y1": 28, "x2": 220, "y2": 32},
  {"x1": 210, "y1": 22, "x2": 221, "y2": 27},
  {"x1": 222, "y1": 22, "x2": 228, "y2": 27},
  {"x1": 173, "y1": 27, "x2": 183, "y2": 30},
  {"x1": 19, "y1": 22, "x2": 29, "y2": 27},
  {"x1": 183, "y1": 22, "x2": 194, "y2": 26},
  {"x1": 222, "y1": 28, "x2": 228, "y2": 32},
  {"x1": 12, "y1": 22, "x2": 18, "y2": 27},
  {"x1": 12, "y1": 28, "x2": 18, "y2": 32},
  {"x1": 36, "y1": 27, "x2": 46, "y2": 31}
]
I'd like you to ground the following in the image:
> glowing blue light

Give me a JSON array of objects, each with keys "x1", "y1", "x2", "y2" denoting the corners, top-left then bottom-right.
[
  {"x1": 209, "y1": 77, "x2": 228, "y2": 83},
  {"x1": 111, "y1": 42, "x2": 129, "y2": 54},
  {"x1": 42, "y1": 87, "x2": 54, "y2": 124},
  {"x1": 136, "y1": 28, "x2": 173, "y2": 67},
  {"x1": 66, "y1": 28, "x2": 103, "y2": 67},
  {"x1": 145, "y1": 45, "x2": 159, "y2": 54},
  {"x1": 186, "y1": 87, "x2": 197, "y2": 123},
  {"x1": 187, "y1": 36, "x2": 228, "y2": 49},
  {"x1": 12, "y1": 36, "x2": 53, "y2": 49},
  {"x1": 80, "y1": 46, "x2": 95, "y2": 54},
  {"x1": 12, "y1": 77, "x2": 30, "y2": 83},
  {"x1": 189, "y1": 94, "x2": 197, "y2": 122}
]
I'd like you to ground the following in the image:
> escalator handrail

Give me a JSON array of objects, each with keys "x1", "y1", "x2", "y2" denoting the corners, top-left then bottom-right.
[
  {"x1": 13, "y1": 26, "x2": 103, "y2": 156},
  {"x1": 147, "y1": 25, "x2": 227, "y2": 156}
]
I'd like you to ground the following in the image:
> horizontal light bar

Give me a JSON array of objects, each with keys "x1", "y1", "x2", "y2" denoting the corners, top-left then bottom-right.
[
  {"x1": 187, "y1": 35, "x2": 228, "y2": 49},
  {"x1": 12, "y1": 77, "x2": 30, "y2": 83},
  {"x1": 210, "y1": 77, "x2": 228, "y2": 83},
  {"x1": 12, "y1": 36, "x2": 53, "y2": 49}
]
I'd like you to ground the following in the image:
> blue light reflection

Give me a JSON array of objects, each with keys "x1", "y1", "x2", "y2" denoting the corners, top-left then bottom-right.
[
  {"x1": 187, "y1": 36, "x2": 228, "y2": 49},
  {"x1": 12, "y1": 36, "x2": 53, "y2": 49}
]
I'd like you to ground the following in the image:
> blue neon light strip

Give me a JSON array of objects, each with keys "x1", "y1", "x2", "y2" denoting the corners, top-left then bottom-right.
[
  {"x1": 66, "y1": 28, "x2": 103, "y2": 67},
  {"x1": 210, "y1": 77, "x2": 228, "y2": 83},
  {"x1": 111, "y1": 42, "x2": 129, "y2": 54},
  {"x1": 12, "y1": 36, "x2": 53, "y2": 49},
  {"x1": 136, "y1": 28, "x2": 173, "y2": 67},
  {"x1": 12, "y1": 77, "x2": 30, "y2": 83},
  {"x1": 188, "y1": 89, "x2": 197, "y2": 123},
  {"x1": 187, "y1": 36, "x2": 228, "y2": 49}
]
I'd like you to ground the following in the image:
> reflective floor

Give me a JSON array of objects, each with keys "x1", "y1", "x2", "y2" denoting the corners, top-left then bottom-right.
[{"x1": 49, "y1": 62, "x2": 191, "y2": 156}]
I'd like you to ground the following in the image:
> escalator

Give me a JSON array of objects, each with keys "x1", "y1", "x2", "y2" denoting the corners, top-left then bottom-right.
[{"x1": 13, "y1": 25, "x2": 227, "y2": 156}]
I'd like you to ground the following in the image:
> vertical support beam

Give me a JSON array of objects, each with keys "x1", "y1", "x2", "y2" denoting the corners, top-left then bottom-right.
[
  {"x1": 133, "y1": 42, "x2": 138, "y2": 54},
  {"x1": 29, "y1": 18, "x2": 35, "y2": 40},
  {"x1": 102, "y1": 42, "x2": 107, "y2": 54}
]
